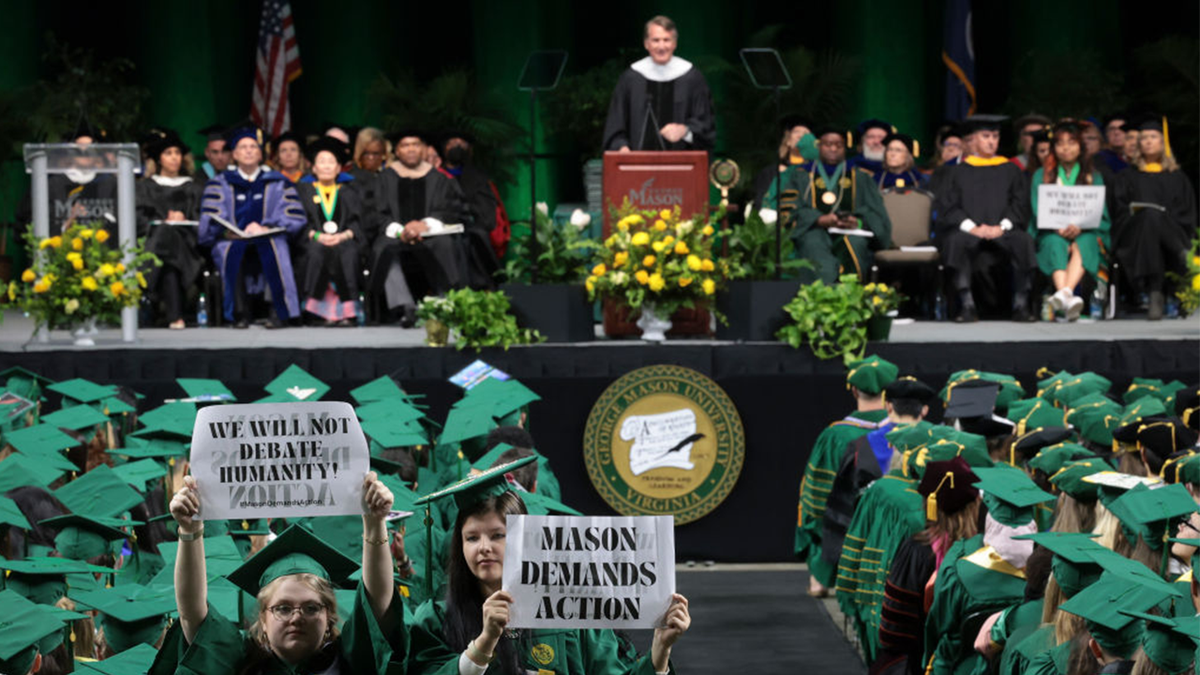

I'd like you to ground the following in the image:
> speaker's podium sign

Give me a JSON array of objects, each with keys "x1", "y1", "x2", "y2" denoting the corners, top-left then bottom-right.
[
  {"x1": 190, "y1": 402, "x2": 368, "y2": 520},
  {"x1": 601, "y1": 151, "x2": 709, "y2": 237},
  {"x1": 502, "y1": 514, "x2": 675, "y2": 630}
]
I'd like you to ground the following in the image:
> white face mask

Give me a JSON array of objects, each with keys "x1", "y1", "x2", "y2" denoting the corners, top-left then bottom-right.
[{"x1": 64, "y1": 169, "x2": 97, "y2": 184}]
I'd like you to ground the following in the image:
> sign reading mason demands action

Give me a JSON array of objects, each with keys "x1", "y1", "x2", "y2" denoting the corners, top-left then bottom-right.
[
  {"x1": 583, "y1": 365, "x2": 745, "y2": 524},
  {"x1": 190, "y1": 402, "x2": 367, "y2": 520},
  {"x1": 503, "y1": 515, "x2": 675, "y2": 630}
]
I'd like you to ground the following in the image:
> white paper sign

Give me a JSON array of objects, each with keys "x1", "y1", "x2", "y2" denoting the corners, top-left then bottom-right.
[
  {"x1": 190, "y1": 402, "x2": 368, "y2": 520},
  {"x1": 1037, "y1": 184, "x2": 1106, "y2": 230},
  {"x1": 503, "y1": 515, "x2": 676, "y2": 630}
]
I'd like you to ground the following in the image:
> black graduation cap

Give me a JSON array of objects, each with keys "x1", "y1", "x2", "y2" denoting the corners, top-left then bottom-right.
[
  {"x1": 198, "y1": 124, "x2": 226, "y2": 141},
  {"x1": 1029, "y1": 128, "x2": 1052, "y2": 145},
  {"x1": 70, "y1": 118, "x2": 107, "y2": 143},
  {"x1": 143, "y1": 128, "x2": 190, "y2": 161},
  {"x1": 305, "y1": 136, "x2": 351, "y2": 165},
  {"x1": 884, "y1": 377, "x2": 936, "y2": 404},
  {"x1": 1174, "y1": 386, "x2": 1199, "y2": 431},
  {"x1": 944, "y1": 380, "x2": 1000, "y2": 419},
  {"x1": 1011, "y1": 426, "x2": 1075, "y2": 461},
  {"x1": 856, "y1": 118, "x2": 895, "y2": 136},
  {"x1": 1101, "y1": 113, "x2": 1128, "y2": 129},
  {"x1": 780, "y1": 114, "x2": 813, "y2": 133},
  {"x1": 272, "y1": 130, "x2": 305, "y2": 153},
  {"x1": 1134, "y1": 114, "x2": 1166, "y2": 133},
  {"x1": 965, "y1": 114, "x2": 1009, "y2": 133},
  {"x1": 958, "y1": 415, "x2": 1016, "y2": 440},
  {"x1": 1013, "y1": 113, "x2": 1051, "y2": 130},
  {"x1": 437, "y1": 129, "x2": 476, "y2": 150},
  {"x1": 937, "y1": 122, "x2": 965, "y2": 142},
  {"x1": 813, "y1": 124, "x2": 851, "y2": 147},
  {"x1": 882, "y1": 132, "x2": 919, "y2": 159},
  {"x1": 387, "y1": 129, "x2": 429, "y2": 146}
]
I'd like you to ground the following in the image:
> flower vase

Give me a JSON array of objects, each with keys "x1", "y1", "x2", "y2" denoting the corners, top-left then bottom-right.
[
  {"x1": 73, "y1": 317, "x2": 98, "y2": 346},
  {"x1": 636, "y1": 304, "x2": 672, "y2": 342},
  {"x1": 424, "y1": 319, "x2": 450, "y2": 346}
]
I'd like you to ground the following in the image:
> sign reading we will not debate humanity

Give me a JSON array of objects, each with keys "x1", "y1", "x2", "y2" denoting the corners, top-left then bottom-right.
[
  {"x1": 502, "y1": 515, "x2": 676, "y2": 630},
  {"x1": 190, "y1": 402, "x2": 368, "y2": 520}
]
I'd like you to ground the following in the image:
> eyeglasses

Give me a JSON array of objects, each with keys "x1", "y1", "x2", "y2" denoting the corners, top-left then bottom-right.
[{"x1": 268, "y1": 603, "x2": 326, "y2": 620}]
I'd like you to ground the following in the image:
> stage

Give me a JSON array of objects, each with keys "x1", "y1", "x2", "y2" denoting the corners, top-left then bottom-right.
[{"x1": 1, "y1": 310, "x2": 1196, "y2": 562}]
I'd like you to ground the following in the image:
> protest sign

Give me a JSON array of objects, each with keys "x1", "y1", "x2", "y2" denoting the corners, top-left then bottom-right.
[
  {"x1": 503, "y1": 514, "x2": 675, "y2": 630},
  {"x1": 1037, "y1": 184, "x2": 1106, "y2": 230},
  {"x1": 190, "y1": 402, "x2": 368, "y2": 520}
]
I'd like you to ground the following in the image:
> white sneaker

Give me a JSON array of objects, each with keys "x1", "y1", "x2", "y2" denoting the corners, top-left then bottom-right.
[
  {"x1": 1065, "y1": 295, "x2": 1084, "y2": 321},
  {"x1": 1049, "y1": 288, "x2": 1068, "y2": 312}
]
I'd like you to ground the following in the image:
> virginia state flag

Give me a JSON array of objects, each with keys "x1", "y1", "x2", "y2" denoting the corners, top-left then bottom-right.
[{"x1": 943, "y1": 0, "x2": 976, "y2": 120}]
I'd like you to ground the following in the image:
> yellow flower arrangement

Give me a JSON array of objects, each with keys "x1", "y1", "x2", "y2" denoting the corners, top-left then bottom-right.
[
  {"x1": 82, "y1": 276, "x2": 98, "y2": 291},
  {"x1": 95, "y1": 230, "x2": 110, "y2": 243},
  {"x1": 614, "y1": 252, "x2": 629, "y2": 267},
  {"x1": 643, "y1": 255, "x2": 656, "y2": 267},
  {"x1": 21, "y1": 269, "x2": 35, "y2": 283}
]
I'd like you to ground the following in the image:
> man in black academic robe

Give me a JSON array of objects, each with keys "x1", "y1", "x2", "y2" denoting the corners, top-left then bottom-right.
[
  {"x1": 439, "y1": 132, "x2": 501, "y2": 283},
  {"x1": 932, "y1": 117, "x2": 1037, "y2": 322},
  {"x1": 370, "y1": 131, "x2": 471, "y2": 324},
  {"x1": 602, "y1": 16, "x2": 715, "y2": 152},
  {"x1": 17, "y1": 121, "x2": 119, "y2": 238}
]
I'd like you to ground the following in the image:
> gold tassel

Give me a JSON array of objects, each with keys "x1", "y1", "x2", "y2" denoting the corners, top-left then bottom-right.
[
  {"x1": 913, "y1": 140, "x2": 920, "y2": 158},
  {"x1": 926, "y1": 493, "x2": 938, "y2": 521},
  {"x1": 1163, "y1": 116, "x2": 1172, "y2": 158},
  {"x1": 847, "y1": 131, "x2": 854, "y2": 147},
  {"x1": 1036, "y1": 366, "x2": 1052, "y2": 378}
]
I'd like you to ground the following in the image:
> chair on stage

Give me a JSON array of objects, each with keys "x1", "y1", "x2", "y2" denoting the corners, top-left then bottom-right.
[{"x1": 871, "y1": 188, "x2": 942, "y2": 317}]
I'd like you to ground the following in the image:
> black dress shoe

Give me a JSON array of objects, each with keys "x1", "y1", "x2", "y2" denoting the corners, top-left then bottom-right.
[
  {"x1": 954, "y1": 306, "x2": 978, "y2": 323},
  {"x1": 399, "y1": 306, "x2": 417, "y2": 328},
  {"x1": 1011, "y1": 307, "x2": 1036, "y2": 323},
  {"x1": 232, "y1": 318, "x2": 250, "y2": 329},
  {"x1": 1148, "y1": 290, "x2": 1165, "y2": 321},
  {"x1": 265, "y1": 316, "x2": 286, "y2": 329}
]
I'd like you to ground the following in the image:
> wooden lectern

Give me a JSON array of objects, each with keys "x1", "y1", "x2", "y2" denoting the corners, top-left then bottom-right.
[{"x1": 601, "y1": 151, "x2": 709, "y2": 236}]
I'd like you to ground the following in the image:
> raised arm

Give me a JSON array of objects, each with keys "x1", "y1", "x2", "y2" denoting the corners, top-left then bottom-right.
[
  {"x1": 361, "y1": 471, "x2": 395, "y2": 620},
  {"x1": 169, "y1": 475, "x2": 208, "y2": 643}
]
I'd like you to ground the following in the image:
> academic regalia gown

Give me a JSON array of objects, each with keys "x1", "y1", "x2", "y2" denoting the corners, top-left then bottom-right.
[
  {"x1": 875, "y1": 536, "x2": 937, "y2": 675},
  {"x1": 408, "y1": 600, "x2": 659, "y2": 675},
  {"x1": 370, "y1": 167, "x2": 471, "y2": 311},
  {"x1": 135, "y1": 175, "x2": 207, "y2": 322},
  {"x1": 445, "y1": 164, "x2": 501, "y2": 286},
  {"x1": 1028, "y1": 167, "x2": 1111, "y2": 278},
  {"x1": 349, "y1": 167, "x2": 384, "y2": 239},
  {"x1": 18, "y1": 173, "x2": 120, "y2": 238},
  {"x1": 1111, "y1": 165, "x2": 1196, "y2": 288},
  {"x1": 765, "y1": 163, "x2": 893, "y2": 283},
  {"x1": 932, "y1": 160, "x2": 1037, "y2": 309},
  {"x1": 149, "y1": 583, "x2": 406, "y2": 675},
  {"x1": 295, "y1": 175, "x2": 366, "y2": 318},
  {"x1": 821, "y1": 422, "x2": 896, "y2": 577},
  {"x1": 877, "y1": 169, "x2": 929, "y2": 192},
  {"x1": 795, "y1": 410, "x2": 890, "y2": 588},
  {"x1": 198, "y1": 169, "x2": 307, "y2": 322},
  {"x1": 602, "y1": 56, "x2": 715, "y2": 152},
  {"x1": 848, "y1": 155, "x2": 884, "y2": 177}
]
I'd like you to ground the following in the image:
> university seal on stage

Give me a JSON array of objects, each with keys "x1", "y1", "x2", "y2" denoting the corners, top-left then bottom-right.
[{"x1": 583, "y1": 365, "x2": 744, "y2": 524}]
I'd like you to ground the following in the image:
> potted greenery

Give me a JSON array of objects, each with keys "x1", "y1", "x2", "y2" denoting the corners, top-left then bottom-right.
[
  {"x1": 863, "y1": 281, "x2": 903, "y2": 341},
  {"x1": 1170, "y1": 237, "x2": 1199, "y2": 317},
  {"x1": 499, "y1": 203, "x2": 598, "y2": 342},
  {"x1": 417, "y1": 288, "x2": 544, "y2": 351},
  {"x1": 586, "y1": 205, "x2": 729, "y2": 341},
  {"x1": 775, "y1": 274, "x2": 899, "y2": 363},
  {"x1": 716, "y1": 206, "x2": 813, "y2": 341},
  {"x1": 11, "y1": 223, "x2": 157, "y2": 345}
]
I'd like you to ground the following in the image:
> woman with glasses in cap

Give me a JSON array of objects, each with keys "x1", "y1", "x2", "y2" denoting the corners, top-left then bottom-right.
[{"x1": 155, "y1": 471, "x2": 406, "y2": 674}]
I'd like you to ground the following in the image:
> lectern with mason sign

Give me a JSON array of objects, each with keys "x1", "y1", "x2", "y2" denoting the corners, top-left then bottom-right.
[{"x1": 601, "y1": 151, "x2": 709, "y2": 237}]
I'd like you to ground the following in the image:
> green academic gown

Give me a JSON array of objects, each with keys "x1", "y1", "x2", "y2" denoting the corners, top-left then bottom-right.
[
  {"x1": 766, "y1": 162, "x2": 893, "y2": 283},
  {"x1": 149, "y1": 582, "x2": 406, "y2": 675},
  {"x1": 989, "y1": 598, "x2": 1050, "y2": 675},
  {"x1": 1028, "y1": 167, "x2": 1111, "y2": 278},
  {"x1": 408, "y1": 600, "x2": 660, "y2": 675},
  {"x1": 1025, "y1": 640, "x2": 1070, "y2": 675},
  {"x1": 923, "y1": 535, "x2": 1027, "y2": 675},
  {"x1": 796, "y1": 409, "x2": 889, "y2": 588}
]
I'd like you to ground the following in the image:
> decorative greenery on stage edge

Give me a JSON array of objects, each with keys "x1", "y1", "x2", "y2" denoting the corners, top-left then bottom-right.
[
  {"x1": 776, "y1": 275, "x2": 902, "y2": 363},
  {"x1": 502, "y1": 204, "x2": 598, "y2": 285},
  {"x1": 416, "y1": 288, "x2": 544, "y2": 350}
]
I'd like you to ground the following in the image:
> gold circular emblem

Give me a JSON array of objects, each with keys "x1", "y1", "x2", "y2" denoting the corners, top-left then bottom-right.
[
  {"x1": 583, "y1": 365, "x2": 745, "y2": 525},
  {"x1": 531, "y1": 643, "x2": 555, "y2": 665},
  {"x1": 821, "y1": 191, "x2": 837, "y2": 206},
  {"x1": 896, "y1": 178, "x2": 906, "y2": 188},
  {"x1": 838, "y1": 177, "x2": 852, "y2": 189},
  {"x1": 814, "y1": 177, "x2": 826, "y2": 189}
]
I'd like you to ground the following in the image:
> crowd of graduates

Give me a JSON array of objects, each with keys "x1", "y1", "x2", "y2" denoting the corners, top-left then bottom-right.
[
  {"x1": 0, "y1": 366, "x2": 690, "y2": 675},
  {"x1": 796, "y1": 355, "x2": 1200, "y2": 674}
]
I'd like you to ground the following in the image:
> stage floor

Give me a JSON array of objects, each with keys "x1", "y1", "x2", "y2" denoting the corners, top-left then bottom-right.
[{"x1": 0, "y1": 310, "x2": 1195, "y2": 351}]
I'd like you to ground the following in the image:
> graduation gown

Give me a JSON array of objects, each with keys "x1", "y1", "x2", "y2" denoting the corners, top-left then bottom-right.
[
  {"x1": 765, "y1": 163, "x2": 893, "y2": 283},
  {"x1": 18, "y1": 172, "x2": 120, "y2": 238},
  {"x1": 445, "y1": 164, "x2": 501, "y2": 285},
  {"x1": 199, "y1": 169, "x2": 307, "y2": 322},
  {"x1": 1028, "y1": 167, "x2": 1111, "y2": 278},
  {"x1": 408, "y1": 600, "x2": 659, "y2": 675},
  {"x1": 135, "y1": 175, "x2": 206, "y2": 292},
  {"x1": 370, "y1": 167, "x2": 473, "y2": 309},
  {"x1": 602, "y1": 56, "x2": 715, "y2": 152},
  {"x1": 295, "y1": 176, "x2": 366, "y2": 305},
  {"x1": 1111, "y1": 165, "x2": 1196, "y2": 286},
  {"x1": 149, "y1": 583, "x2": 407, "y2": 675},
  {"x1": 348, "y1": 166, "x2": 384, "y2": 239},
  {"x1": 795, "y1": 409, "x2": 889, "y2": 588},
  {"x1": 877, "y1": 169, "x2": 929, "y2": 192},
  {"x1": 875, "y1": 537, "x2": 937, "y2": 675},
  {"x1": 932, "y1": 159, "x2": 1036, "y2": 302},
  {"x1": 821, "y1": 422, "x2": 896, "y2": 575}
]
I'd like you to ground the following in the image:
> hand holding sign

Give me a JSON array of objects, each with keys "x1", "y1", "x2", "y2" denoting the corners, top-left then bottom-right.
[
  {"x1": 362, "y1": 471, "x2": 394, "y2": 521},
  {"x1": 652, "y1": 593, "x2": 692, "y2": 671},
  {"x1": 170, "y1": 475, "x2": 202, "y2": 535}
]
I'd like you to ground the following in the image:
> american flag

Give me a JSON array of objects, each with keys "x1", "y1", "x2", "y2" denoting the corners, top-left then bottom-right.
[{"x1": 251, "y1": 0, "x2": 302, "y2": 138}]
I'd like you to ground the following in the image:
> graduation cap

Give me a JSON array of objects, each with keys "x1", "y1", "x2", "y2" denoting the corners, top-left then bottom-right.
[
  {"x1": 882, "y1": 132, "x2": 919, "y2": 159},
  {"x1": 112, "y1": 458, "x2": 168, "y2": 490},
  {"x1": 1161, "y1": 452, "x2": 1200, "y2": 486},
  {"x1": 53, "y1": 465, "x2": 145, "y2": 518},
  {"x1": 916, "y1": 457, "x2": 979, "y2": 520},
  {"x1": 115, "y1": 436, "x2": 189, "y2": 461},
  {"x1": 75, "y1": 643, "x2": 160, "y2": 675},
  {"x1": 1006, "y1": 398, "x2": 1067, "y2": 436},
  {"x1": 1026, "y1": 441, "x2": 1097, "y2": 476},
  {"x1": 262, "y1": 364, "x2": 330, "y2": 402},
  {"x1": 131, "y1": 401, "x2": 198, "y2": 441},
  {"x1": 47, "y1": 378, "x2": 116, "y2": 405},
  {"x1": 4, "y1": 424, "x2": 82, "y2": 473},
  {"x1": 1107, "y1": 483, "x2": 1197, "y2": 560},
  {"x1": 157, "y1": 535, "x2": 245, "y2": 579},
  {"x1": 176, "y1": 378, "x2": 237, "y2": 402},
  {"x1": 144, "y1": 127, "x2": 190, "y2": 161},
  {"x1": 1010, "y1": 426, "x2": 1074, "y2": 464},
  {"x1": 0, "y1": 556, "x2": 114, "y2": 605},
  {"x1": 0, "y1": 495, "x2": 31, "y2": 530},
  {"x1": 226, "y1": 524, "x2": 360, "y2": 597},
  {"x1": 1048, "y1": 459, "x2": 1107, "y2": 501},
  {"x1": 883, "y1": 377, "x2": 935, "y2": 405},
  {"x1": 40, "y1": 514, "x2": 130, "y2": 560},
  {"x1": 1058, "y1": 571, "x2": 1166, "y2": 658},
  {"x1": 1124, "y1": 378, "x2": 1187, "y2": 406},
  {"x1": 1013, "y1": 113, "x2": 1051, "y2": 130},
  {"x1": 1, "y1": 366, "x2": 56, "y2": 399},
  {"x1": 519, "y1": 489, "x2": 582, "y2": 516},
  {"x1": 941, "y1": 370, "x2": 1025, "y2": 412},
  {"x1": 356, "y1": 398, "x2": 425, "y2": 425},
  {"x1": 440, "y1": 404, "x2": 499, "y2": 451},
  {"x1": 40, "y1": 404, "x2": 109, "y2": 431},
  {"x1": 0, "y1": 452, "x2": 66, "y2": 492},
  {"x1": 350, "y1": 376, "x2": 409, "y2": 404},
  {"x1": 965, "y1": 114, "x2": 1010, "y2": 133},
  {"x1": 1135, "y1": 418, "x2": 1198, "y2": 462},
  {"x1": 461, "y1": 376, "x2": 541, "y2": 424},
  {"x1": 470, "y1": 443, "x2": 517, "y2": 474},
  {"x1": 972, "y1": 466, "x2": 1054, "y2": 527},
  {"x1": 72, "y1": 582, "x2": 174, "y2": 651},
  {"x1": 224, "y1": 125, "x2": 265, "y2": 149},
  {"x1": 779, "y1": 114, "x2": 813, "y2": 133},
  {"x1": 1115, "y1": 398, "x2": 1169, "y2": 441},
  {"x1": 1041, "y1": 373, "x2": 1113, "y2": 409},
  {"x1": 813, "y1": 124, "x2": 852, "y2": 147},
  {"x1": 361, "y1": 416, "x2": 428, "y2": 449},
  {"x1": 1013, "y1": 531, "x2": 1107, "y2": 598},
  {"x1": 1174, "y1": 386, "x2": 1199, "y2": 432},
  {"x1": 856, "y1": 118, "x2": 895, "y2": 137},
  {"x1": 70, "y1": 118, "x2": 107, "y2": 143},
  {"x1": 305, "y1": 136, "x2": 351, "y2": 165},
  {"x1": 1119, "y1": 610, "x2": 1196, "y2": 675},
  {"x1": 271, "y1": 130, "x2": 306, "y2": 153},
  {"x1": 0, "y1": 595, "x2": 73, "y2": 675},
  {"x1": 198, "y1": 123, "x2": 227, "y2": 141},
  {"x1": 845, "y1": 355, "x2": 899, "y2": 396},
  {"x1": 415, "y1": 455, "x2": 537, "y2": 512}
]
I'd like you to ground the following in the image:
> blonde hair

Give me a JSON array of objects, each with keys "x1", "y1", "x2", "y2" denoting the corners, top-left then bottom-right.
[
  {"x1": 354, "y1": 127, "x2": 386, "y2": 167},
  {"x1": 248, "y1": 573, "x2": 340, "y2": 649},
  {"x1": 1051, "y1": 492, "x2": 1096, "y2": 534},
  {"x1": 1136, "y1": 149, "x2": 1179, "y2": 173},
  {"x1": 917, "y1": 498, "x2": 980, "y2": 545}
]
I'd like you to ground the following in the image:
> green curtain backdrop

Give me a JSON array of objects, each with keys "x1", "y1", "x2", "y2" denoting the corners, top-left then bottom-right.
[{"x1": 0, "y1": 0, "x2": 1194, "y2": 226}]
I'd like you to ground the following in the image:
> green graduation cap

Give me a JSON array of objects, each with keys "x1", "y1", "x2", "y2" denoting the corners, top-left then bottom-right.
[
  {"x1": 114, "y1": 437, "x2": 189, "y2": 463},
  {"x1": 228, "y1": 517, "x2": 271, "y2": 536},
  {"x1": 415, "y1": 455, "x2": 538, "y2": 511},
  {"x1": 71, "y1": 583, "x2": 174, "y2": 652},
  {"x1": 1119, "y1": 610, "x2": 1197, "y2": 674},
  {"x1": 1163, "y1": 452, "x2": 1200, "y2": 486},
  {"x1": 350, "y1": 375, "x2": 410, "y2": 405},
  {"x1": 112, "y1": 458, "x2": 168, "y2": 490},
  {"x1": 356, "y1": 398, "x2": 425, "y2": 425},
  {"x1": 361, "y1": 416, "x2": 428, "y2": 448},
  {"x1": 439, "y1": 403, "x2": 498, "y2": 450},
  {"x1": 1115, "y1": 398, "x2": 1169, "y2": 441},
  {"x1": 1026, "y1": 441, "x2": 1096, "y2": 476},
  {"x1": 40, "y1": 404, "x2": 110, "y2": 431},
  {"x1": 0, "y1": 556, "x2": 114, "y2": 605},
  {"x1": 1041, "y1": 372, "x2": 1112, "y2": 409},
  {"x1": 942, "y1": 370, "x2": 1025, "y2": 412},
  {"x1": 176, "y1": 378, "x2": 237, "y2": 402},
  {"x1": 972, "y1": 466, "x2": 1055, "y2": 527},
  {"x1": 0, "y1": 495, "x2": 31, "y2": 530},
  {"x1": 98, "y1": 395, "x2": 137, "y2": 416},
  {"x1": 0, "y1": 366, "x2": 56, "y2": 401},
  {"x1": 1059, "y1": 571, "x2": 1167, "y2": 658},
  {"x1": 40, "y1": 514, "x2": 130, "y2": 561},
  {"x1": 47, "y1": 378, "x2": 116, "y2": 404},
  {"x1": 131, "y1": 401, "x2": 197, "y2": 440},
  {"x1": 1047, "y1": 459, "x2": 1108, "y2": 501},
  {"x1": 263, "y1": 364, "x2": 330, "y2": 402},
  {"x1": 461, "y1": 377, "x2": 541, "y2": 425},
  {"x1": 1013, "y1": 531, "x2": 1107, "y2": 598},
  {"x1": 844, "y1": 355, "x2": 899, "y2": 396},
  {"x1": 0, "y1": 595, "x2": 72, "y2": 675},
  {"x1": 1107, "y1": 483, "x2": 1198, "y2": 555},
  {"x1": 1124, "y1": 378, "x2": 1188, "y2": 406},
  {"x1": 226, "y1": 524, "x2": 359, "y2": 597},
  {"x1": 53, "y1": 465, "x2": 145, "y2": 518},
  {"x1": 0, "y1": 453, "x2": 66, "y2": 492},
  {"x1": 1066, "y1": 394, "x2": 1124, "y2": 448},
  {"x1": 74, "y1": 642, "x2": 160, "y2": 675},
  {"x1": 5, "y1": 422, "x2": 81, "y2": 455},
  {"x1": 518, "y1": 490, "x2": 582, "y2": 516},
  {"x1": 368, "y1": 439, "x2": 412, "y2": 474},
  {"x1": 470, "y1": 443, "x2": 516, "y2": 473},
  {"x1": 1006, "y1": 398, "x2": 1067, "y2": 436}
]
